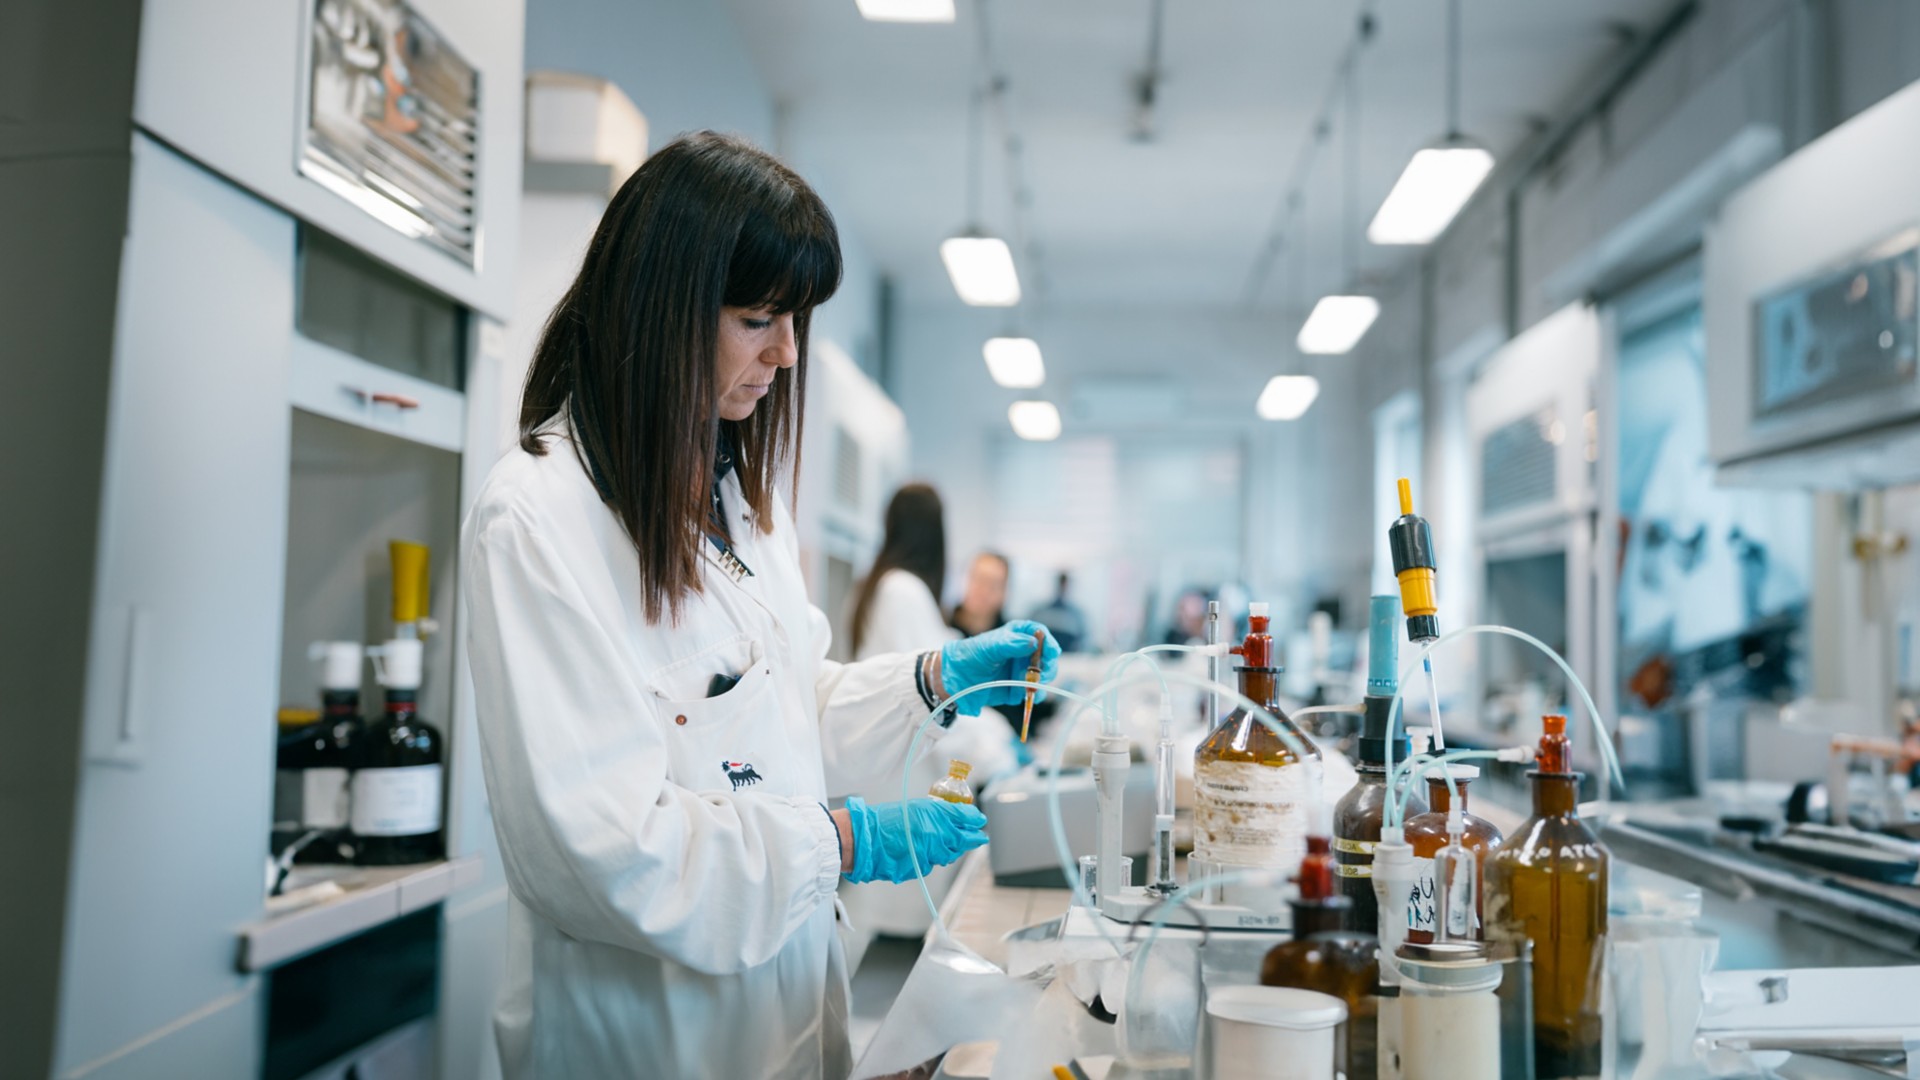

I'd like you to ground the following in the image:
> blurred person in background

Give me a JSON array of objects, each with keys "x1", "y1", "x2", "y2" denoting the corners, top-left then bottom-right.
[
  {"x1": 949, "y1": 551, "x2": 1009, "y2": 637},
  {"x1": 1027, "y1": 571, "x2": 1088, "y2": 652},
  {"x1": 1163, "y1": 586, "x2": 1211, "y2": 645},
  {"x1": 847, "y1": 483, "x2": 947, "y2": 659},
  {"x1": 842, "y1": 486, "x2": 1022, "y2": 964}
]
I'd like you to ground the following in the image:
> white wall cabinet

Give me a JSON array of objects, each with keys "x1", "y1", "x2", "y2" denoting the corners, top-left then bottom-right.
[{"x1": 57, "y1": 135, "x2": 294, "y2": 1078}]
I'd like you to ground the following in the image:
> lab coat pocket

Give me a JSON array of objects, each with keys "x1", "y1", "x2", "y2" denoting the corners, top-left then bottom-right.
[{"x1": 649, "y1": 638, "x2": 793, "y2": 796}]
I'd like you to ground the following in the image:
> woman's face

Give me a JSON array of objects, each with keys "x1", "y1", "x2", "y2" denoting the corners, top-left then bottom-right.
[
  {"x1": 715, "y1": 306, "x2": 799, "y2": 422},
  {"x1": 962, "y1": 556, "x2": 1007, "y2": 616}
]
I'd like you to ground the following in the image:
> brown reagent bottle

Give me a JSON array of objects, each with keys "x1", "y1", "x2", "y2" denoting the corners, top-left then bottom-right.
[
  {"x1": 1260, "y1": 835, "x2": 1379, "y2": 1079},
  {"x1": 1484, "y1": 714, "x2": 1609, "y2": 1079},
  {"x1": 1192, "y1": 603, "x2": 1320, "y2": 876},
  {"x1": 1403, "y1": 764, "x2": 1503, "y2": 944}
]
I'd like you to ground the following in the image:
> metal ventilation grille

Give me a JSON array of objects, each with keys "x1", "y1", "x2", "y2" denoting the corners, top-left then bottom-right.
[
  {"x1": 303, "y1": 0, "x2": 481, "y2": 264},
  {"x1": 833, "y1": 427, "x2": 861, "y2": 510},
  {"x1": 1481, "y1": 410, "x2": 1558, "y2": 516}
]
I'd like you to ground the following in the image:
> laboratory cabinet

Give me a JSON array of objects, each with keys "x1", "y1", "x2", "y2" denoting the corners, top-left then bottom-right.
[
  {"x1": 58, "y1": 133, "x2": 294, "y2": 1078},
  {"x1": 52, "y1": 131, "x2": 506, "y2": 1080}
]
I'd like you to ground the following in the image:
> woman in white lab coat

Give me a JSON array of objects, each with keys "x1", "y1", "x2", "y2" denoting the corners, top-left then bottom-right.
[{"x1": 462, "y1": 132, "x2": 1060, "y2": 1079}]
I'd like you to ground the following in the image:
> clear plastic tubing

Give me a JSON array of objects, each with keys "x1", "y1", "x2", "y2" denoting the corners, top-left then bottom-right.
[
  {"x1": 1052, "y1": 666, "x2": 1321, "y2": 959},
  {"x1": 1423, "y1": 656, "x2": 1446, "y2": 751},
  {"x1": 1382, "y1": 624, "x2": 1625, "y2": 831}
]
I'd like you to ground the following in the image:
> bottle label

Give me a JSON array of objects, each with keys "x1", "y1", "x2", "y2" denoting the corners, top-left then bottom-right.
[
  {"x1": 1192, "y1": 759, "x2": 1315, "y2": 870},
  {"x1": 351, "y1": 765, "x2": 443, "y2": 837},
  {"x1": 1334, "y1": 835, "x2": 1374, "y2": 877},
  {"x1": 1409, "y1": 857, "x2": 1438, "y2": 933},
  {"x1": 301, "y1": 767, "x2": 350, "y2": 830}
]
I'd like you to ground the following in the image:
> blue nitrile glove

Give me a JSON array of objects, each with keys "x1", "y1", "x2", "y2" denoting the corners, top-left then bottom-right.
[
  {"x1": 940, "y1": 619, "x2": 1062, "y2": 717},
  {"x1": 843, "y1": 796, "x2": 989, "y2": 884}
]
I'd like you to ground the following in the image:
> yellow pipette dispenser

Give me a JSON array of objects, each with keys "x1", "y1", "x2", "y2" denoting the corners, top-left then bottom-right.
[
  {"x1": 388, "y1": 540, "x2": 431, "y2": 634},
  {"x1": 1388, "y1": 479, "x2": 1439, "y2": 643}
]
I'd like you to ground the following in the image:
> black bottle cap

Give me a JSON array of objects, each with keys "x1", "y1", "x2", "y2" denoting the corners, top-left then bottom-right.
[{"x1": 1357, "y1": 694, "x2": 1411, "y2": 766}]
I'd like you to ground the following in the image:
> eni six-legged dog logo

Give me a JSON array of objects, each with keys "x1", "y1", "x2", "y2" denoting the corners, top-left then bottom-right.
[{"x1": 723, "y1": 760, "x2": 764, "y2": 790}]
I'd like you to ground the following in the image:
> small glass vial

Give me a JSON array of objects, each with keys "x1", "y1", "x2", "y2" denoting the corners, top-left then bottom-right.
[{"x1": 929, "y1": 759, "x2": 975, "y2": 804}]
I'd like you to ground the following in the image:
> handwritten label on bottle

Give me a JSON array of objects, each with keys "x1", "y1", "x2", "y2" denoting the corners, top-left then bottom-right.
[{"x1": 1408, "y1": 857, "x2": 1437, "y2": 932}]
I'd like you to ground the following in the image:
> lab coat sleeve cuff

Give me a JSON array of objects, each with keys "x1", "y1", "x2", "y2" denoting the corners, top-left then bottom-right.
[{"x1": 797, "y1": 796, "x2": 845, "y2": 897}]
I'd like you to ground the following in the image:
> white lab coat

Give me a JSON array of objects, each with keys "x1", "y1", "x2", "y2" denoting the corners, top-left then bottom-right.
[{"x1": 462, "y1": 425, "x2": 941, "y2": 1079}]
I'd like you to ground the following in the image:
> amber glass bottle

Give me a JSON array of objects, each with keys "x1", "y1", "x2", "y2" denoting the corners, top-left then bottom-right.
[
  {"x1": 1194, "y1": 603, "x2": 1321, "y2": 876},
  {"x1": 1261, "y1": 835, "x2": 1379, "y2": 1078},
  {"x1": 1484, "y1": 715, "x2": 1609, "y2": 1079},
  {"x1": 1404, "y1": 766, "x2": 1502, "y2": 943}
]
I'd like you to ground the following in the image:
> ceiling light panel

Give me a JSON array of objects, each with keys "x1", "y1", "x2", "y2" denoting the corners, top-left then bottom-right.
[
  {"x1": 983, "y1": 337, "x2": 1045, "y2": 388},
  {"x1": 854, "y1": 0, "x2": 955, "y2": 23},
  {"x1": 1008, "y1": 401, "x2": 1062, "y2": 441},
  {"x1": 1367, "y1": 145, "x2": 1495, "y2": 245},
  {"x1": 1257, "y1": 375, "x2": 1321, "y2": 421},
  {"x1": 1297, "y1": 295, "x2": 1381, "y2": 355},
  {"x1": 940, "y1": 235, "x2": 1022, "y2": 306}
]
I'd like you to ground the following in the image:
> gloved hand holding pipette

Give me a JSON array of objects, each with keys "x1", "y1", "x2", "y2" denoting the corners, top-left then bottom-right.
[
  {"x1": 841, "y1": 797, "x2": 989, "y2": 883},
  {"x1": 939, "y1": 620, "x2": 1062, "y2": 716}
]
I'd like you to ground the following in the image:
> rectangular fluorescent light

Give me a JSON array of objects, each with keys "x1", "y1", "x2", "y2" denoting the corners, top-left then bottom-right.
[
  {"x1": 940, "y1": 235, "x2": 1022, "y2": 306},
  {"x1": 1367, "y1": 145, "x2": 1496, "y2": 245},
  {"x1": 983, "y1": 337, "x2": 1045, "y2": 388},
  {"x1": 1257, "y1": 375, "x2": 1321, "y2": 420},
  {"x1": 855, "y1": 0, "x2": 956, "y2": 21},
  {"x1": 1297, "y1": 295, "x2": 1380, "y2": 355},
  {"x1": 1008, "y1": 401, "x2": 1061, "y2": 441}
]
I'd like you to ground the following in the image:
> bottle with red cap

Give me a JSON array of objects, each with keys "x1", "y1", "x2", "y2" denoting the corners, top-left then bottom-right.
[
  {"x1": 1260, "y1": 831, "x2": 1379, "y2": 1079},
  {"x1": 1192, "y1": 602, "x2": 1321, "y2": 880},
  {"x1": 1484, "y1": 714, "x2": 1610, "y2": 1079}
]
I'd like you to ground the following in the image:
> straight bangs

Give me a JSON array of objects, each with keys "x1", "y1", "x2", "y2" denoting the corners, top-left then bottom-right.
[{"x1": 726, "y1": 198, "x2": 842, "y2": 315}]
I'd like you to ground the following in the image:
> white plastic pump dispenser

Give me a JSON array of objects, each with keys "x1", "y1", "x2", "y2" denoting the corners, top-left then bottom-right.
[
  {"x1": 310, "y1": 641, "x2": 364, "y2": 692},
  {"x1": 369, "y1": 638, "x2": 424, "y2": 691}
]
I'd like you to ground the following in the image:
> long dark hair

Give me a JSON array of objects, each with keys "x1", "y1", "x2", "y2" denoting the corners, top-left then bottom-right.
[
  {"x1": 849, "y1": 484, "x2": 947, "y2": 656},
  {"x1": 519, "y1": 132, "x2": 841, "y2": 623}
]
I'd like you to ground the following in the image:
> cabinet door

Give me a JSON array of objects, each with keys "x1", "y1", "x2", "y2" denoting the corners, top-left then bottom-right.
[{"x1": 56, "y1": 135, "x2": 293, "y2": 1077}]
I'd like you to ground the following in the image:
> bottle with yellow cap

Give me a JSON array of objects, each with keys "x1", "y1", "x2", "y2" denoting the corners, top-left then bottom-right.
[
  {"x1": 928, "y1": 760, "x2": 975, "y2": 804},
  {"x1": 356, "y1": 540, "x2": 445, "y2": 865}
]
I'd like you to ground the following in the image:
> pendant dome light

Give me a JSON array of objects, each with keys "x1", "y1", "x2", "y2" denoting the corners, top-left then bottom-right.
[
  {"x1": 1367, "y1": 0, "x2": 1494, "y2": 245},
  {"x1": 943, "y1": 25, "x2": 1021, "y2": 307}
]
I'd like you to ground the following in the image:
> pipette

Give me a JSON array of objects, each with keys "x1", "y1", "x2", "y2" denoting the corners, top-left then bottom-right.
[
  {"x1": 1019, "y1": 629, "x2": 1045, "y2": 742},
  {"x1": 1388, "y1": 478, "x2": 1446, "y2": 749}
]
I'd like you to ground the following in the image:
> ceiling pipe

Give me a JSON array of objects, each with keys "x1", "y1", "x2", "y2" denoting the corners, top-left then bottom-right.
[{"x1": 1130, "y1": 0, "x2": 1167, "y2": 143}]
